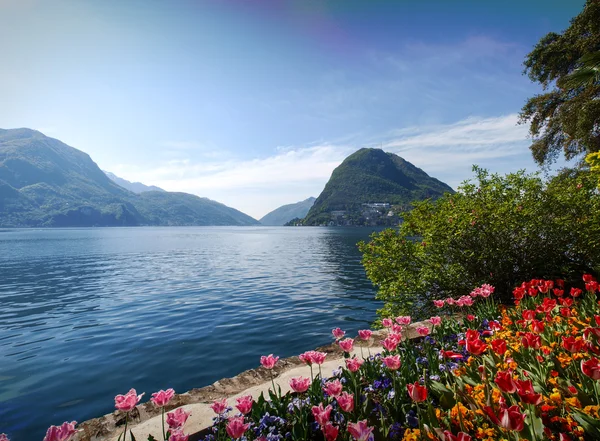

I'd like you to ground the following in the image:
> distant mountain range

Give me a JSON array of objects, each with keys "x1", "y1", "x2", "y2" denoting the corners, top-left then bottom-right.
[
  {"x1": 103, "y1": 171, "x2": 165, "y2": 193},
  {"x1": 259, "y1": 197, "x2": 316, "y2": 226},
  {"x1": 303, "y1": 148, "x2": 453, "y2": 226},
  {"x1": 0, "y1": 128, "x2": 259, "y2": 227}
]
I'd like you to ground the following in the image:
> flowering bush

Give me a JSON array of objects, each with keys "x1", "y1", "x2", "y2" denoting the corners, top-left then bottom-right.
[{"x1": 8, "y1": 275, "x2": 600, "y2": 441}]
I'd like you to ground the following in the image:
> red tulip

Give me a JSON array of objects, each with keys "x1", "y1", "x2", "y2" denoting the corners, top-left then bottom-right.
[
  {"x1": 443, "y1": 431, "x2": 472, "y2": 441},
  {"x1": 466, "y1": 338, "x2": 487, "y2": 355},
  {"x1": 562, "y1": 336, "x2": 585, "y2": 353},
  {"x1": 583, "y1": 274, "x2": 596, "y2": 283},
  {"x1": 483, "y1": 403, "x2": 525, "y2": 431},
  {"x1": 570, "y1": 288, "x2": 583, "y2": 298},
  {"x1": 441, "y1": 350, "x2": 464, "y2": 359},
  {"x1": 491, "y1": 339, "x2": 507, "y2": 356},
  {"x1": 322, "y1": 422, "x2": 339, "y2": 441},
  {"x1": 515, "y1": 379, "x2": 542, "y2": 405},
  {"x1": 531, "y1": 319, "x2": 545, "y2": 333},
  {"x1": 494, "y1": 370, "x2": 517, "y2": 393},
  {"x1": 521, "y1": 332, "x2": 541, "y2": 350},
  {"x1": 522, "y1": 310, "x2": 535, "y2": 321},
  {"x1": 581, "y1": 358, "x2": 600, "y2": 380},
  {"x1": 465, "y1": 329, "x2": 480, "y2": 341},
  {"x1": 407, "y1": 381, "x2": 427, "y2": 402}
]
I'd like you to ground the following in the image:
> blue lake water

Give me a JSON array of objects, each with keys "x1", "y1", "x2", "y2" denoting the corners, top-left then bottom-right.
[{"x1": 0, "y1": 226, "x2": 382, "y2": 440}]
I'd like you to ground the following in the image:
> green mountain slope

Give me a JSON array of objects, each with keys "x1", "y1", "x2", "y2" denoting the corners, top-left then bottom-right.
[
  {"x1": 0, "y1": 128, "x2": 259, "y2": 227},
  {"x1": 259, "y1": 197, "x2": 316, "y2": 226},
  {"x1": 303, "y1": 148, "x2": 453, "y2": 225}
]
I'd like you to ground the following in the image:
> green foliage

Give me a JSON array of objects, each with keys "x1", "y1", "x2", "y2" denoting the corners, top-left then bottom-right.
[
  {"x1": 519, "y1": 0, "x2": 600, "y2": 165},
  {"x1": 0, "y1": 128, "x2": 259, "y2": 227},
  {"x1": 303, "y1": 148, "x2": 453, "y2": 225},
  {"x1": 359, "y1": 167, "x2": 600, "y2": 319}
]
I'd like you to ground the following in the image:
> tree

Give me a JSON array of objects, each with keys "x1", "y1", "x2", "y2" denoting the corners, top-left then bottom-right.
[
  {"x1": 359, "y1": 167, "x2": 600, "y2": 320},
  {"x1": 519, "y1": 0, "x2": 600, "y2": 166}
]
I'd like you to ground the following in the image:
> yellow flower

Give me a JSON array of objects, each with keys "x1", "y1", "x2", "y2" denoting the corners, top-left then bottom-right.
[
  {"x1": 402, "y1": 428, "x2": 420, "y2": 441},
  {"x1": 549, "y1": 390, "x2": 562, "y2": 404}
]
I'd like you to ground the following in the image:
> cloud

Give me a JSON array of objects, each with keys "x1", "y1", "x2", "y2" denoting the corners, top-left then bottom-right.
[{"x1": 111, "y1": 114, "x2": 535, "y2": 219}]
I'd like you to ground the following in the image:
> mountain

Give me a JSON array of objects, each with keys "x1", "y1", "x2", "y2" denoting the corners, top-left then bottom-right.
[
  {"x1": 259, "y1": 197, "x2": 316, "y2": 226},
  {"x1": 303, "y1": 148, "x2": 454, "y2": 226},
  {"x1": 0, "y1": 128, "x2": 259, "y2": 227},
  {"x1": 103, "y1": 171, "x2": 165, "y2": 193}
]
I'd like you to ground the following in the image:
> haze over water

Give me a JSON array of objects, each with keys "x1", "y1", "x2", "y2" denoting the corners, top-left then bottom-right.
[{"x1": 0, "y1": 226, "x2": 381, "y2": 441}]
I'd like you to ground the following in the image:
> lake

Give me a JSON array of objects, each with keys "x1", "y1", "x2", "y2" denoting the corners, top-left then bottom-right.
[{"x1": 0, "y1": 226, "x2": 383, "y2": 440}]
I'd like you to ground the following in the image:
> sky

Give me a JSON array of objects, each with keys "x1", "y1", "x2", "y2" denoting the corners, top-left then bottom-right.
[{"x1": 0, "y1": 0, "x2": 585, "y2": 219}]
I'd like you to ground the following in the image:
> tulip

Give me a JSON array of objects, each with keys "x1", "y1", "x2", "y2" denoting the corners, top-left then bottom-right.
[
  {"x1": 151, "y1": 389, "x2": 175, "y2": 407},
  {"x1": 407, "y1": 381, "x2": 427, "y2": 402},
  {"x1": 346, "y1": 357, "x2": 364, "y2": 372},
  {"x1": 595, "y1": 315, "x2": 600, "y2": 327},
  {"x1": 553, "y1": 288, "x2": 564, "y2": 297},
  {"x1": 357, "y1": 329, "x2": 372, "y2": 340},
  {"x1": 531, "y1": 319, "x2": 545, "y2": 333},
  {"x1": 168, "y1": 431, "x2": 188, "y2": 441},
  {"x1": 494, "y1": 370, "x2": 517, "y2": 393},
  {"x1": 210, "y1": 398, "x2": 228, "y2": 414},
  {"x1": 466, "y1": 314, "x2": 476, "y2": 322},
  {"x1": 226, "y1": 416, "x2": 249, "y2": 439},
  {"x1": 395, "y1": 316, "x2": 411, "y2": 326},
  {"x1": 0, "y1": 434, "x2": 8, "y2": 441},
  {"x1": 582, "y1": 358, "x2": 600, "y2": 380},
  {"x1": 382, "y1": 355, "x2": 401, "y2": 370},
  {"x1": 521, "y1": 332, "x2": 541, "y2": 349},
  {"x1": 235, "y1": 395, "x2": 253, "y2": 415},
  {"x1": 336, "y1": 391, "x2": 354, "y2": 412},
  {"x1": 562, "y1": 336, "x2": 585, "y2": 353},
  {"x1": 382, "y1": 318, "x2": 393, "y2": 328},
  {"x1": 416, "y1": 326, "x2": 430, "y2": 336},
  {"x1": 332, "y1": 327, "x2": 345, "y2": 339},
  {"x1": 443, "y1": 431, "x2": 472, "y2": 441},
  {"x1": 347, "y1": 420, "x2": 375, "y2": 441},
  {"x1": 441, "y1": 350, "x2": 464, "y2": 359},
  {"x1": 115, "y1": 389, "x2": 144, "y2": 412},
  {"x1": 522, "y1": 310, "x2": 536, "y2": 321},
  {"x1": 43, "y1": 421, "x2": 77, "y2": 441},
  {"x1": 515, "y1": 379, "x2": 542, "y2": 405},
  {"x1": 483, "y1": 404, "x2": 525, "y2": 431},
  {"x1": 465, "y1": 329, "x2": 480, "y2": 341},
  {"x1": 433, "y1": 299, "x2": 445, "y2": 308},
  {"x1": 311, "y1": 403, "x2": 333, "y2": 426},
  {"x1": 466, "y1": 338, "x2": 487, "y2": 356},
  {"x1": 445, "y1": 298, "x2": 456, "y2": 306},
  {"x1": 260, "y1": 354, "x2": 279, "y2": 369},
  {"x1": 583, "y1": 274, "x2": 596, "y2": 283},
  {"x1": 570, "y1": 287, "x2": 583, "y2": 297},
  {"x1": 382, "y1": 336, "x2": 399, "y2": 352},
  {"x1": 166, "y1": 408, "x2": 190, "y2": 430},
  {"x1": 323, "y1": 379, "x2": 343, "y2": 397},
  {"x1": 289, "y1": 376, "x2": 311, "y2": 393},
  {"x1": 429, "y1": 316, "x2": 442, "y2": 326},
  {"x1": 491, "y1": 339, "x2": 507, "y2": 356},
  {"x1": 586, "y1": 281, "x2": 599, "y2": 292},
  {"x1": 339, "y1": 338, "x2": 354, "y2": 353},
  {"x1": 322, "y1": 422, "x2": 339, "y2": 441}
]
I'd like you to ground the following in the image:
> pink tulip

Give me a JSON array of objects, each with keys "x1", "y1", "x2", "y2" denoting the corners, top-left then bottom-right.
[
  {"x1": 322, "y1": 422, "x2": 339, "y2": 441},
  {"x1": 416, "y1": 326, "x2": 430, "y2": 336},
  {"x1": 323, "y1": 379, "x2": 343, "y2": 397},
  {"x1": 166, "y1": 408, "x2": 190, "y2": 430},
  {"x1": 389, "y1": 331, "x2": 402, "y2": 342},
  {"x1": 151, "y1": 388, "x2": 175, "y2": 407},
  {"x1": 289, "y1": 376, "x2": 311, "y2": 393},
  {"x1": 226, "y1": 416, "x2": 249, "y2": 439},
  {"x1": 445, "y1": 298, "x2": 456, "y2": 306},
  {"x1": 461, "y1": 296, "x2": 474, "y2": 306},
  {"x1": 43, "y1": 421, "x2": 77, "y2": 441},
  {"x1": 311, "y1": 403, "x2": 332, "y2": 426},
  {"x1": 0, "y1": 434, "x2": 8, "y2": 441},
  {"x1": 382, "y1": 318, "x2": 393, "y2": 328},
  {"x1": 338, "y1": 338, "x2": 354, "y2": 353},
  {"x1": 433, "y1": 299, "x2": 445, "y2": 308},
  {"x1": 168, "y1": 431, "x2": 189, "y2": 441},
  {"x1": 395, "y1": 316, "x2": 411, "y2": 326},
  {"x1": 336, "y1": 392, "x2": 354, "y2": 412},
  {"x1": 235, "y1": 395, "x2": 254, "y2": 415},
  {"x1": 480, "y1": 284, "x2": 495, "y2": 298},
  {"x1": 114, "y1": 389, "x2": 144, "y2": 412},
  {"x1": 210, "y1": 398, "x2": 228, "y2": 414},
  {"x1": 311, "y1": 351, "x2": 327, "y2": 365},
  {"x1": 347, "y1": 420, "x2": 375, "y2": 441},
  {"x1": 382, "y1": 336, "x2": 399, "y2": 352},
  {"x1": 391, "y1": 324, "x2": 403, "y2": 334},
  {"x1": 357, "y1": 329, "x2": 372, "y2": 340},
  {"x1": 382, "y1": 355, "x2": 401, "y2": 370},
  {"x1": 345, "y1": 357, "x2": 364, "y2": 372},
  {"x1": 260, "y1": 354, "x2": 279, "y2": 369},
  {"x1": 429, "y1": 316, "x2": 442, "y2": 326},
  {"x1": 332, "y1": 327, "x2": 346, "y2": 339}
]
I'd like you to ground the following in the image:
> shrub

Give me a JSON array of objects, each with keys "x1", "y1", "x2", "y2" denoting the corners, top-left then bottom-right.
[{"x1": 359, "y1": 167, "x2": 600, "y2": 319}]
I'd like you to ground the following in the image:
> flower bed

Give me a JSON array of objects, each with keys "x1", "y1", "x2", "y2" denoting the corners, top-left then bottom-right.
[{"x1": 7, "y1": 275, "x2": 600, "y2": 441}]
